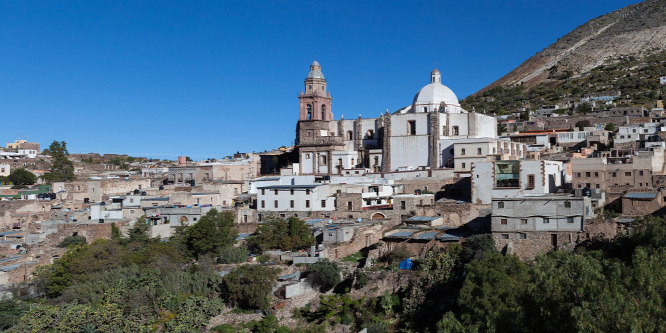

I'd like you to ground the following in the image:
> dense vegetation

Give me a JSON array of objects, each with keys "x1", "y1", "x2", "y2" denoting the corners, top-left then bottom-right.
[
  {"x1": 2, "y1": 209, "x2": 280, "y2": 332},
  {"x1": 462, "y1": 51, "x2": 666, "y2": 115},
  {"x1": 0, "y1": 168, "x2": 37, "y2": 186}
]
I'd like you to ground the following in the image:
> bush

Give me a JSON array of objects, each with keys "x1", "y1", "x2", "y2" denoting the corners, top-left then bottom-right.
[
  {"x1": 306, "y1": 259, "x2": 341, "y2": 292},
  {"x1": 0, "y1": 299, "x2": 29, "y2": 330},
  {"x1": 354, "y1": 270, "x2": 368, "y2": 289},
  {"x1": 381, "y1": 246, "x2": 411, "y2": 265},
  {"x1": 218, "y1": 246, "x2": 248, "y2": 264},
  {"x1": 57, "y1": 235, "x2": 87, "y2": 248},
  {"x1": 248, "y1": 216, "x2": 314, "y2": 252},
  {"x1": 222, "y1": 264, "x2": 278, "y2": 309}
]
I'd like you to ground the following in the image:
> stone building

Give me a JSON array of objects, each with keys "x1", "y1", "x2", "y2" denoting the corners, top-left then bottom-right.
[
  {"x1": 295, "y1": 61, "x2": 497, "y2": 175},
  {"x1": 571, "y1": 148, "x2": 664, "y2": 191},
  {"x1": 491, "y1": 194, "x2": 594, "y2": 258}
]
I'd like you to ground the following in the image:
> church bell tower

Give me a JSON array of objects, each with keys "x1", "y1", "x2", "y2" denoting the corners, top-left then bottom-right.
[{"x1": 298, "y1": 60, "x2": 333, "y2": 121}]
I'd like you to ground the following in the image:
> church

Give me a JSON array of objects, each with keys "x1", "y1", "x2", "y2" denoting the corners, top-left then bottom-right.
[{"x1": 296, "y1": 61, "x2": 499, "y2": 175}]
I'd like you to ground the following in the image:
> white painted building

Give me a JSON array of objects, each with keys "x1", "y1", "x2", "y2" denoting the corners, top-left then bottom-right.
[
  {"x1": 471, "y1": 160, "x2": 565, "y2": 205},
  {"x1": 453, "y1": 138, "x2": 527, "y2": 172},
  {"x1": 616, "y1": 123, "x2": 661, "y2": 143},
  {"x1": 0, "y1": 164, "x2": 9, "y2": 177}
]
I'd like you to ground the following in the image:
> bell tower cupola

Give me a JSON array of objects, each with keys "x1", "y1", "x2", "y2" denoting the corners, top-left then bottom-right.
[{"x1": 299, "y1": 60, "x2": 333, "y2": 121}]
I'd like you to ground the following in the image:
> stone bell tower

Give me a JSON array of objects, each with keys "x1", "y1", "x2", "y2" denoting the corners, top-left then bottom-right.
[{"x1": 298, "y1": 60, "x2": 333, "y2": 121}]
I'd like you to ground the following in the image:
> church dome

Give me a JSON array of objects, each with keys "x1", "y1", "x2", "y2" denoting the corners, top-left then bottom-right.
[
  {"x1": 411, "y1": 69, "x2": 461, "y2": 113},
  {"x1": 307, "y1": 60, "x2": 325, "y2": 80}
]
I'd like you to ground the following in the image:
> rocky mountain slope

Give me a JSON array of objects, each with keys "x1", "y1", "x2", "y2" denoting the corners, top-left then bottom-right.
[{"x1": 478, "y1": 0, "x2": 666, "y2": 93}]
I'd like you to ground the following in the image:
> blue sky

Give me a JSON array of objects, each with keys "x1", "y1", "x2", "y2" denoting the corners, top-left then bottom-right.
[{"x1": 0, "y1": 0, "x2": 638, "y2": 160}]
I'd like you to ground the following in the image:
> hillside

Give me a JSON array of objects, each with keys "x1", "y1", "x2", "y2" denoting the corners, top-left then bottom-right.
[{"x1": 477, "y1": 0, "x2": 666, "y2": 94}]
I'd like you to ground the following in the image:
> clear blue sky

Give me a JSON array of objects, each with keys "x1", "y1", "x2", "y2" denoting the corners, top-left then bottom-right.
[{"x1": 0, "y1": 0, "x2": 638, "y2": 160}]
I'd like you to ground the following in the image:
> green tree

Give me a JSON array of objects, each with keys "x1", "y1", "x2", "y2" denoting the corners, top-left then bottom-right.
[
  {"x1": 7, "y1": 168, "x2": 36, "y2": 185},
  {"x1": 222, "y1": 264, "x2": 278, "y2": 309},
  {"x1": 604, "y1": 123, "x2": 616, "y2": 132},
  {"x1": 185, "y1": 209, "x2": 237, "y2": 258},
  {"x1": 575, "y1": 119, "x2": 591, "y2": 131},
  {"x1": 42, "y1": 141, "x2": 75, "y2": 182},
  {"x1": 306, "y1": 259, "x2": 341, "y2": 292},
  {"x1": 248, "y1": 216, "x2": 313, "y2": 252},
  {"x1": 458, "y1": 253, "x2": 529, "y2": 332}
]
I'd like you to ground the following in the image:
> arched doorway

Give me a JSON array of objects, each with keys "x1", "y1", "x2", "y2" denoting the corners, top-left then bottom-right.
[
  {"x1": 179, "y1": 216, "x2": 188, "y2": 223},
  {"x1": 371, "y1": 212, "x2": 385, "y2": 220}
]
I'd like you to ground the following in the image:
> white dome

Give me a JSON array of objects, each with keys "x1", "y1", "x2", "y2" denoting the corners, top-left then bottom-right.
[
  {"x1": 411, "y1": 69, "x2": 462, "y2": 113},
  {"x1": 413, "y1": 83, "x2": 459, "y2": 107}
]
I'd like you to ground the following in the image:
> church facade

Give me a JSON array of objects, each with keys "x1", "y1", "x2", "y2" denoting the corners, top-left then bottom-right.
[{"x1": 296, "y1": 61, "x2": 499, "y2": 175}]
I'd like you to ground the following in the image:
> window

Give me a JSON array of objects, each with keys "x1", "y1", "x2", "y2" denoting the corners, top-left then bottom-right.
[
  {"x1": 519, "y1": 233, "x2": 527, "y2": 239},
  {"x1": 367, "y1": 130, "x2": 374, "y2": 138},
  {"x1": 290, "y1": 200, "x2": 294, "y2": 208},
  {"x1": 305, "y1": 153, "x2": 310, "y2": 159},
  {"x1": 453, "y1": 126, "x2": 459, "y2": 136},
  {"x1": 306, "y1": 200, "x2": 310, "y2": 208},
  {"x1": 321, "y1": 155, "x2": 327, "y2": 165},
  {"x1": 307, "y1": 104, "x2": 312, "y2": 119},
  {"x1": 501, "y1": 219, "x2": 508, "y2": 225},
  {"x1": 408, "y1": 121, "x2": 416, "y2": 135},
  {"x1": 527, "y1": 174, "x2": 535, "y2": 189},
  {"x1": 261, "y1": 189, "x2": 265, "y2": 195},
  {"x1": 462, "y1": 163, "x2": 466, "y2": 169},
  {"x1": 347, "y1": 202, "x2": 353, "y2": 210},
  {"x1": 374, "y1": 156, "x2": 379, "y2": 165},
  {"x1": 347, "y1": 131, "x2": 353, "y2": 140},
  {"x1": 498, "y1": 201, "x2": 504, "y2": 208},
  {"x1": 290, "y1": 189, "x2": 294, "y2": 195},
  {"x1": 521, "y1": 219, "x2": 528, "y2": 224},
  {"x1": 595, "y1": 184, "x2": 600, "y2": 189},
  {"x1": 501, "y1": 234, "x2": 509, "y2": 239},
  {"x1": 639, "y1": 171, "x2": 644, "y2": 176},
  {"x1": 461, "y1": 148, "x2": 466, "y2": 156},
  {"x1": 306, "y1": 189, "x2": 311, "y2": 195},
  {"x1": 625, "y1": 172, "x2": 631, "y2": 176},
  {"x1": 585, "y1": 172, "x2": 591, "y2": 177},
  {"x1": 567, "y1": 217, "x2": 574, "y2": 223},
  {"x1": 321, "y1": 200, "x2": 326, "y2": 208},
  {"x1": 594, "y1": 172, "x2": 599, "y2": 177},
  {"x1": 274, "y1": 200, "x2": 278, "y2": 208},
  {"x1": 477, "y1": 148, "x2": 482, "y2": 155},
  {"x1": 495, "y1": 161, "x2": 520, "y2": 188},
  {"x1": 400, "y1": 201, "x2": 406, "y2": 209},
  {"x1": 321, "y1": 105, "x2": 326, "y2": 119},
  {"x1": 612, "y1": 172, "x2": 617, "y2": 177},
  {"x1": 261, "y1": 200, "x2": 265, "y2": 208},
  {"x1": 576, "y1": 173, "x2": 581, "y2": 178},
  {"x1": 543, "y1": 218, "x2": 550, "y2": 224},
  {"x1": 564, "y1": 201, "x2": 571, "y2": 208},
  {"x1": 274, "y1": 189, "x2": 278, "y2": 195}
]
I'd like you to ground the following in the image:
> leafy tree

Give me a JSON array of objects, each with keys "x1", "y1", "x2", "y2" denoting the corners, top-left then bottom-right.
[
  {"x1": 42, "y1": 141, "x2": 75, "y2": 182},
  {"x1": 380, "y1": 246, "x2": 411, "y2": 265},
  {"x1": 222, "y1": 264, "x2": 278, "y2": 309},
  {"x1": 248, "y1": 216, "x2": 313, "y2": 252},
  {"x1": 185, "y1": 209, "x2": 237, "y2": 258},
  {"x1": 575, "y1": 119, "x2": 591, "y2": 131},
  {"x1": 458, "y1": 253, "x2": 529, "y2": 332},
  {"x1": 497, "y1": 122, "x2": 507, "y2": 135},
  {"x1": 306, "y1": 259, "x2": 341, "y2": 292},
  {"x1": 459, "y1": 234, "x2": 498, "y2": 263},
  {"x1": 7, "y1": 168, "x2": 36, "y2": 185},
  {"x1": 125, "y1": 217, "x2": 152, "y2": 244},
  {"x1": 57, "y1": 235, "x2": 87, "y2": 248},
  {"x1": 604, "y1": 123, "x2": 616, "y2": 132}
]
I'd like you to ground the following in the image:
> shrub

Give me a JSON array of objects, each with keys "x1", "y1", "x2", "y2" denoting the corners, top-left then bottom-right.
[
  {"x1": 57, "y1": 235, "x2": 87, "y2": 248},
  {"x1": 222, "y1": 264, "x2": 278, "y2": 309},
  {"x1": 306, "y1": 259, "x2": 341, "y2": 292},
  {"x1": 218, "y1": 246, "x2": 248, "y2": 264},
  {"x1": 380, "y1": 247, "x2": 411, "y2": 265}
]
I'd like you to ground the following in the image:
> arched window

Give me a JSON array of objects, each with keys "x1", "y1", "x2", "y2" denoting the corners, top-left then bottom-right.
[
  {"x1": 307, "y1": 104, "x2": 312, "y2": 120},
  {"x1": 367, "y1": 129, "x2": 374, "y2": 139},
  {"x1": 452, "y1": 126, "x2": 459, "y2": 136},
  {"x1": 347, "y1": 131, "x2": 353, "y2": 140},
  {"x1": 321, "y1": 105, "x2": 326, "y2": 120}
]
